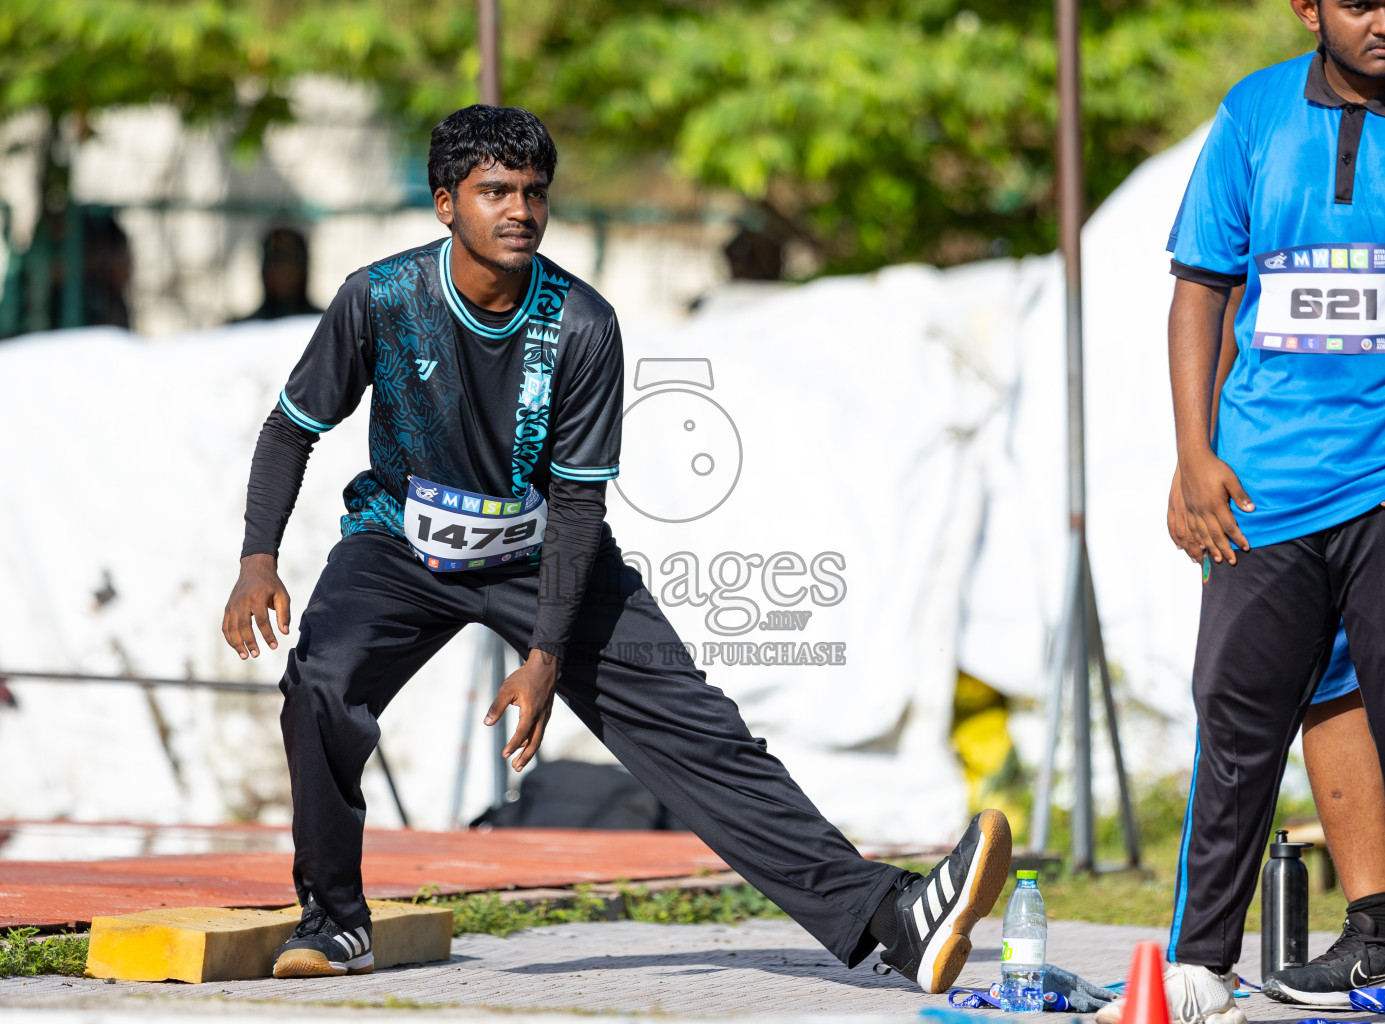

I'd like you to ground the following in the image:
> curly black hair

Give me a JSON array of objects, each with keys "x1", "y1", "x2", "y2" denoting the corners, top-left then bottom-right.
[{"x1": 427, "y1": 105, "x2": 558, "y2": 196}]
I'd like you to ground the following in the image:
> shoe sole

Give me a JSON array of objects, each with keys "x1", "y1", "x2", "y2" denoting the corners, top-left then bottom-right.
[
  {"x1": 1263, "y1": 979, "x2": 1351, "y2": 1008},
  {"x1": 1201, "y1": 1006, "x2": 1248, "y2": 1024},
  {"x1": 1101, "y1": 995, "x2": 1249, "y2": 1024},
  {"x1": 273, "y1": 949, "x2": 375, "y2": 978},
  {"x1": 917, "y1": 808, "x2": 1012, "y2": 993}
]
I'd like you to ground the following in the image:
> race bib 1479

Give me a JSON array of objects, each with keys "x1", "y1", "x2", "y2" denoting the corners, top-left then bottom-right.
[
  {"x1": 404, "y1": 475, "x2": 547, "y2": 572},
  {"x1": 1253, "y1": 244, "x2": 1385, "y2": 354}
]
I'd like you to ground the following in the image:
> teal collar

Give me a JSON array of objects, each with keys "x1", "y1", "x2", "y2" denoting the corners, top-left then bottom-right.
[{"x1": 437, "y1": 236, "x2": 540, "y2": 337}]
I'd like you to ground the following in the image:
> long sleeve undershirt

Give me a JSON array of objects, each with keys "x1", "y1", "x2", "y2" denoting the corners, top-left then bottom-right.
[{"x1": 239, "y1": 407, "x2": 606, "y2": 659}]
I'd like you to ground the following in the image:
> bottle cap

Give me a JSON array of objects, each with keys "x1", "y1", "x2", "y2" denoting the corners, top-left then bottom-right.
[
  {"x1": 1269, "y1": 828, "x2": 1314, "y2": 858},
  {"x1": 1017, "y1": 870, "x2": 1038, "y2": 879}
]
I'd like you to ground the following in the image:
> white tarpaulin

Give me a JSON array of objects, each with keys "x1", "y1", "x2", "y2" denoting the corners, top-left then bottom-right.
[{"x1": 0, "y1": 128, "x2": 1210, "y2": 845}]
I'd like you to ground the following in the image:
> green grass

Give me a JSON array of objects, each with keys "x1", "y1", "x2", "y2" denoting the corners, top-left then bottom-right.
[
  {"x1": 912, "y1": 774, "x2": 1350, "y2": 935},
  {"x1": 0, "y1": 928, "x2": 89, "y2": 979},
  {"x1": 416, "y1": 885, "x2": 610, "y2": 937},
  {"x1": 415, "y1": 881, "x2": 787, "y2": 937},
  {"x1": 622, "y1": 882, "x2": 786, "y2": 925}
]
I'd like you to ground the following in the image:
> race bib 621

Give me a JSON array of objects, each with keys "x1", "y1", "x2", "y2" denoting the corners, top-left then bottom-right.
[{"x1": 1253, "y1": 244, "x2": 1385, "y2": 354}]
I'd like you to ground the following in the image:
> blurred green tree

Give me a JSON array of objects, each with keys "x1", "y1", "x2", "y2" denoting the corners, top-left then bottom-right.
[
  {"x1": 0, "y1": 0, "x2": 1313, "y2": 274},
  {"x1": 520, "y1": 0, "x2": 1308, "y2": 270}
]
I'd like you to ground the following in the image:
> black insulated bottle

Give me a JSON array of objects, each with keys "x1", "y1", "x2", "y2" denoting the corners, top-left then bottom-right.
[{"x1": 1261, "y1": 828, "x2": 1313, "y2": 980}]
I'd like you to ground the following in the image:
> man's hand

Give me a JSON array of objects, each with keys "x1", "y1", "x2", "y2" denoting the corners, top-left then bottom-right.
[
  {"x1": 486, "y1": 649, "x2": 559, "y2": 771},
  {"x1": 222, "y1": 553, "x2": 291, "y2": 659},
  {"x1": 1167, "y1": 466, "x2": 1204, "y2": 563},
  {"x1": 1178, "y1": 448, "x2": 1255, "y2": 565}
]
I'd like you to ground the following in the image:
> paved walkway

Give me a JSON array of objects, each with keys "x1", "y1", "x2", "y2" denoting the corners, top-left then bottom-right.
[{"x1": 0, "y1": 918, "x2": 1365, "y2": 1022}]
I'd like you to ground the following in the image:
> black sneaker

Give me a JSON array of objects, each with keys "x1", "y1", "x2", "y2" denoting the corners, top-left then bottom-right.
[
  {"x1": 878, "y1": 808, "x2": 1012, "y2": 992},
  {"x1": 273, "y1": 894, "x2": 374, "y2": 978},
  {"x1": 1264, "y1": 911, "x2": 1385, "y2": 1007}
]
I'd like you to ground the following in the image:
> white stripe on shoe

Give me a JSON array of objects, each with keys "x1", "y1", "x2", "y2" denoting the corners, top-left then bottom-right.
[
  {"x1": 334, "y1": 934, "x2": 356, "y2": 958},
  {"x1": 927, "y1": 880, "x2": 944, "y2": 921},
  {"x1": 939, "y1": 866, "x2": 956, "y2": 902},
  {"x1": 912, "y1": 897, "x2": 930, "y2": 933}
]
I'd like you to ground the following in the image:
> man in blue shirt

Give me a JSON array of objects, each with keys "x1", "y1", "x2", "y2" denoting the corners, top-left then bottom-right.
[
  {"x1": 1133, "y1": 1, "x2": 1385, "y2": 1018},
  {"x1": 1164, "y1": 285, "x2": 1385, "y2": 1014}
]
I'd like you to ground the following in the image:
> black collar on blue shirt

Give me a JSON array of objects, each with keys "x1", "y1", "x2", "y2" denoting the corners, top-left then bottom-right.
[
  {"x1": 1304, "y1": 46, "x2": 1382, "y2": 205},
  {"x1": 1304, "y1": 45, "x2": 1385, "y2": 115}
]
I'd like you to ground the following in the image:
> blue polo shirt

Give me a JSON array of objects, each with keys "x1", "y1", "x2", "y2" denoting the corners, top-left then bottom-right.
[{"x1": 1170, "y1": 49, "x2": 1385, "y2": 546}]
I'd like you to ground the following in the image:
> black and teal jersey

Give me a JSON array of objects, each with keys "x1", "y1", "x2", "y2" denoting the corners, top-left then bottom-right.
[{"x1": 276, "y1": 237, "x2": 623, "y2": 543}]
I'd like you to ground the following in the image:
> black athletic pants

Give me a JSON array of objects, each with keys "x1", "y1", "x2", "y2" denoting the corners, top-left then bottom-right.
[
  {"x1": 1169, "y1": 503, "x2": 1385, "y2": 969},
  {"x1": 279, "y1": 530, "x2": 902, "y2": 966}
]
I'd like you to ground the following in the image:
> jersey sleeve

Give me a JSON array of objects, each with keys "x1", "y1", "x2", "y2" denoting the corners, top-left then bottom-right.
[
  {"x1": 1167, "y1": 104, "x2": 1253, "y2": 282},
  {"x1": 549, "y1": 313, "x2": 623, "y2": 483},
  {"x1": 277, "y1": 269, "x2": 374, "y2": 434}
]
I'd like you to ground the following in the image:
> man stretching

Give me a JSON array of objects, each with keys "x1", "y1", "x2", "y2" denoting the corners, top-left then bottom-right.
[{"x1": 222, "y1": 104, "x2": 1011, "y2": 988}]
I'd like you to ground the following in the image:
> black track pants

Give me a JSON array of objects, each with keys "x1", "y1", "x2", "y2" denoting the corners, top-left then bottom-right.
[
  {"x1": 1169, "y1": 504, "x2": 1385, "y2": 969},
  {"x1": 279, "y1": 531, "x2": 902, "y2": 966}
]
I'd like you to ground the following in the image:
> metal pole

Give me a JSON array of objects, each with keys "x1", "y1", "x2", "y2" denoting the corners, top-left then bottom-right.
[
  {"x1": 490, "y1": 632, "x2": 510, "y2": 809},
  {"x1": 1037, "y1": 0, "x2": 1138, "y2": 870},
  {"x1": 1071, "y1": 551, "x2": 1095, "y2": 871},
  {"x1": 1057, "y1": 0, "x2": 1085, "y2": 530},
  {"x1": 449, "y1": 669, "x2": 482, "y2": 829},
  {"x1": 1031, "y1": 541, "x2": 1080, "y2": 852},
  {"x1": 478, "y1": 0, "x2": 501, "y2": 107},
  {"x1": 373, "y1": 747, "x2": 411, "y2": 829},
  {"x1": 1087, "y1": 567, "x2": 1141, "y2": 868},
  {"x1": 1035, "y1": 0, "x2": 1100, "y2": 868},
  {"x1": 0, "y1": 668, "x2": 282, "y2": 694}
]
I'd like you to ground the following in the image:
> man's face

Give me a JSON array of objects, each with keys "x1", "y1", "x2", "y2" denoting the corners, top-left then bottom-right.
[
  {"x1": 434, "y1": 162, "x2": 549, "y2": 274},
  {"x1": 1309, "y1": 0, "x2": 1385, "y2": 78}
]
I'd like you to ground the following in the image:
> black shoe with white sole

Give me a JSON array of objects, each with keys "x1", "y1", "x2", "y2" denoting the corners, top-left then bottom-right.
[
  {"x1": 273, "y1": 894, "x2": 374, "y2": 978},
  {"x1": 1264, "y1": 912, "x2": 1385, "y2": 1007},
  {"x1": 877, "y1": 808, "x2": 1012, "y2": 992}
]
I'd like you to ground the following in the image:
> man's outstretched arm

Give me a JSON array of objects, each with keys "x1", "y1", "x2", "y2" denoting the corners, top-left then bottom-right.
[
  {"x1": 1170, "y1": 276, "x2": 1255, "y2": 565},
  {"x1": 223, "y1": 408, "x2": 318, "y2": 659}
]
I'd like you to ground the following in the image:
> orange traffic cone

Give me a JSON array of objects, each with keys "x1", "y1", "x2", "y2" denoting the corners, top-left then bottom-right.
[{"x1": 1121, "y1": 941, "x2": 1171, "y2": 1024}]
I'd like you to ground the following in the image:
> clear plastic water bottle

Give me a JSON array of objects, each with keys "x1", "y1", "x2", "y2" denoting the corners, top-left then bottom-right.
[{"x1": 999, "y1": 869, "x2": 1046, "y2": 1012}]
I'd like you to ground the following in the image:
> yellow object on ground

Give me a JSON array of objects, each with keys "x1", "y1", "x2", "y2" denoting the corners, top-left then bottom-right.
[
  {"x1": 85, "y1": 900, "x2": 453, "y2": 983},
  {"x1": 85, "y1": 907, "x2": 297, "y2": 983},
  {"x1": 272, "y1": 900, "x2": 454, "y2": 972},
  {"x1": 951, "y1": 671, "x2": 1026, "y2": 830}
]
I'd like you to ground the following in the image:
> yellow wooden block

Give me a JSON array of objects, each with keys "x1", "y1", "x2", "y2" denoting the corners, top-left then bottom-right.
[
  {"x1": 271, "y1": 900, "x2": 453, "y2": 970},
  {"x1": 84, "y1": 900, "x2": 454, "y2": 983},
  {"x1": 85, "y1": 907, "x2": 297, "y2": 983}
]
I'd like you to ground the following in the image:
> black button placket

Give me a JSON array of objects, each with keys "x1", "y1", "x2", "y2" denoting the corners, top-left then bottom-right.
[{"x1": 1337, "y1": 103, "x2": 1366, "y2": 205}]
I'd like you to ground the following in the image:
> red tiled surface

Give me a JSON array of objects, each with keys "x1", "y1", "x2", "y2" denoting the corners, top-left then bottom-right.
[{"x1": 0, "y1": 822, "x2": 727, "y2": 929}]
